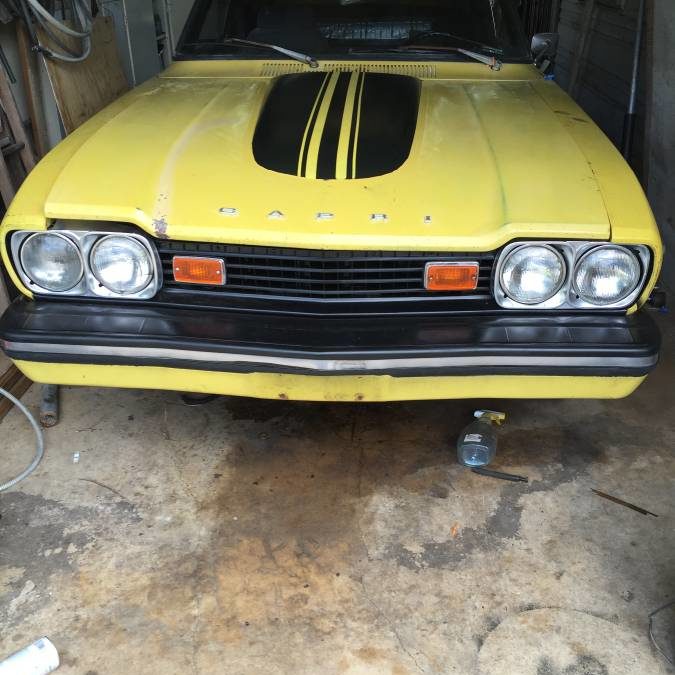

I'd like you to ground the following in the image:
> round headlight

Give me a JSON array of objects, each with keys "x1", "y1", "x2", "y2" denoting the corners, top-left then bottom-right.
[
  {"x1": 499, "y1": 244, "x2": 566, "y2": 305},
  {"x1": 573, "y1": 245, "x2": 640, "y2": 306},
  {"x1": 90, "y1": 235, "x2": 153, "y2": 295},
  {"x1": 20, "y1": 232, "x2": 83, "y2": 292}
]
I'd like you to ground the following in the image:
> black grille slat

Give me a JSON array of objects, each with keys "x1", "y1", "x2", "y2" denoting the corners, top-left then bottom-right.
[
  {"x1": 160, "y1": 284, "x2": 492, "y2": 298},
  {"x1": 157, "y1": 241, "x2": 496, "y2": 305},
  {"x1": 164, "y1": 262, "x2": 430, "y2": 275},
  {"x1": 226, "y1": 274, "x2": 424, "y2": 286},
  {"x1": 225, "y1": 264, "x2": 427, "y2": 275}
]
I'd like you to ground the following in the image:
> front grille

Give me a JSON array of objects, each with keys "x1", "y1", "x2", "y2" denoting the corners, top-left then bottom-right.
[{"x1": 155, "y1": 241, "x2": 496, "y2": 311}]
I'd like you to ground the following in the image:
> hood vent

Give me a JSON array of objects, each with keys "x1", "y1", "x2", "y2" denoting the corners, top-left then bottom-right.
[{"x1": 260, "y1": 62, "x2": 436, "y2": 79}]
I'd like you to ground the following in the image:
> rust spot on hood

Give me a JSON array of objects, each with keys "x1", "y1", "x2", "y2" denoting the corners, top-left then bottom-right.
[{"x1": 153, "y1": 217, "x2": 169, "y2": 239}]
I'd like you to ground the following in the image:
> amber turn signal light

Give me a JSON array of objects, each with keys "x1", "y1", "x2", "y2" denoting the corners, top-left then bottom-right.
[
  {"x1": 173, "y1": 256, "x2": 225, "y2": 285},
  {"x1": 425, "y1": 262, "x2": 479, "y2": 291}
]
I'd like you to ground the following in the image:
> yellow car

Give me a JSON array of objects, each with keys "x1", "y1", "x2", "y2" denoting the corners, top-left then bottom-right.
[{"x1": 0, "y1": 0, "x2": 662, "y2": 403}]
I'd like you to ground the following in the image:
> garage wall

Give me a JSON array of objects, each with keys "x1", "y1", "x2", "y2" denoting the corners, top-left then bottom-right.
[
  {"x1": 166, "y1": 0, "x2": 194, "y2": 52},
  {"x1": 100, "y1": 0, "x2": 162, "y2": 86},
  {"x1": 646, "y1": 2, "x2": 675, "y2": 290},
  {"x1": 555, "y1": 0, "x2": 646, "y2": 168},
  {"x1": 0, "y1": 22, "x2": 64, "y2": 150}
]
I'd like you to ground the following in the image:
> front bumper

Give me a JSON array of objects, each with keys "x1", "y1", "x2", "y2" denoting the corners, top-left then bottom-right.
[{"x1": 0, "y1": 299, "x2": 660, "y2": 401}]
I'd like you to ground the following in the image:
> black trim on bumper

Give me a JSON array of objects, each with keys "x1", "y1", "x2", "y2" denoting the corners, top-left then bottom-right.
[{"x1": 0, "y1": 299, "x2": 661, "y2": 377}]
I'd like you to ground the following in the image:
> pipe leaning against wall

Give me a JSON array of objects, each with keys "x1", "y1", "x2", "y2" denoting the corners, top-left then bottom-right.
[{"x1": 622, "y1": 0, "x2": 646, "y2": 160}]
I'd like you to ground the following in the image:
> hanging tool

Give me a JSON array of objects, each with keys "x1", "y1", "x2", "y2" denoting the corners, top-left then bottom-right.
[
  {"x1": 621, "y1": 0, "x2": 646, "y2": 160},
  {"x1": 0, "y1": 56, "x2": 36, "y2": 208},
  {"x1": 17, "y1": 0, "x2": 93, "y2": 63},
  {"x1": 0, "y1": 42, "x2": 16, "y2": 83}
]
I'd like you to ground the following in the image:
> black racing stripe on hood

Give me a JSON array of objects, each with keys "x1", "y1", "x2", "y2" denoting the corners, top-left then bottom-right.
[
  {"x1": 299, "y1": 72, "x2": 331, "y2": 177},
  {"x1": 252, "y1": 71, "x2": 420, "y2": 180},
  {"x1": 316, "y1": 72, "x2": 351, "y2": 180},
  {"x1": 252, "y1": 72, "x2": 329, "y2": 177},
  {"x1": 353, "y1": 73, "x2": 420, "y2": 179},
  {"x1": 346, "y1": 73, "x2": 364, "y2": 180}
]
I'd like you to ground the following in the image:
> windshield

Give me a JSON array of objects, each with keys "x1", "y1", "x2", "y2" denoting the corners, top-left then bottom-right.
[{"x1": 178, "y1": 0, "x2": 531, "y2": 62}]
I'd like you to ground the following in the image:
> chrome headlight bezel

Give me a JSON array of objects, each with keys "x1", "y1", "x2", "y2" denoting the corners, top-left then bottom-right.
[
  {"x1": 11, "y1": 228, "x2": 161, "y2": 300},
  {"x1": 494, "y1": 241, "x2": 651, "y2": 310}
]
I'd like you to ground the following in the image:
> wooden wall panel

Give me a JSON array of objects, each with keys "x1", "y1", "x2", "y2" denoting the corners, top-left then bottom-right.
[{"x1": 39, "y1": 15, "x2": 129, "y2": 134}]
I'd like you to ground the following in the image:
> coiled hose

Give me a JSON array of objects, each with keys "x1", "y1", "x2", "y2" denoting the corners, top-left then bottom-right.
[
  {"x1": 0, "y1": 387, "x2": 44, "y2": 492},
  {"x1": 19, "y1": 0, "x2": 93, "y2": 63}
]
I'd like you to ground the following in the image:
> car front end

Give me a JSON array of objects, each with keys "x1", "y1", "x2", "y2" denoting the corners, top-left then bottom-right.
[{"x1": 0, "y1": 0, "x2": 663, "y2": 402}]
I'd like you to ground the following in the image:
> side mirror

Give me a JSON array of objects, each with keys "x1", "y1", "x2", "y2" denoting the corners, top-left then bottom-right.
[{"x1": 531, "y1": 32, "x2": 559, "y2": 70}]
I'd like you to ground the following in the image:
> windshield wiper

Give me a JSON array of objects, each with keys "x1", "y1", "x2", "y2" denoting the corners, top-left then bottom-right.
[
  {"x1": 405, "y1": 31, "x2": 503, "y2": 56},
  {"x1": 221, "y1": 38, "x2": 319, "y2": 68},
  {"x1": 401, "y1": 46, "x2": 502, "y2": 70},
  {"x1": 349, "y1": 46, "x2": 502, "y2": 70}
]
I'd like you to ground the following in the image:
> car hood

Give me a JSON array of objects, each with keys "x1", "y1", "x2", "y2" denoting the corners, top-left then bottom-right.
[{"x1": 29, "y1": 66, "x2": 612, "y2": 250}]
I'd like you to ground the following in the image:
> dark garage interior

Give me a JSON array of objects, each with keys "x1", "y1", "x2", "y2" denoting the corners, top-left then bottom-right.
[{"x1": 0, "y1": 1, "x2": 674, "y2": 673}]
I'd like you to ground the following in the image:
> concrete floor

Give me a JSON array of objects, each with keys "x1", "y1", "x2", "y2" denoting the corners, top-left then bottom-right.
[{"x1": 1, "y1": 311, "x2": 674, "y2": 675}]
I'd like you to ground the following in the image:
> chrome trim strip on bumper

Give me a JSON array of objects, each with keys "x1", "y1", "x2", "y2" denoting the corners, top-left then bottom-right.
[{"x1": 4, "y1": 340, "x2": 659, "y2": 374}]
